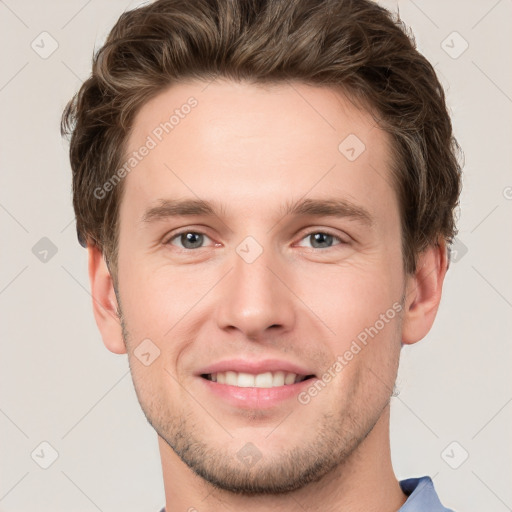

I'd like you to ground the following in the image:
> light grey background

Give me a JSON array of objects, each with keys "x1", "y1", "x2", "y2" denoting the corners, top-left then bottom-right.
[{"x1": 1, "y1": 0, "x2": 511, "y2": 511}]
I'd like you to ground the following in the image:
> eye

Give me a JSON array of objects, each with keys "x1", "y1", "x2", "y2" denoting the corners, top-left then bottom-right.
[
  {"x1": 167, "y1": 231, "x2": 213, "y2": 250},
  {"x1": 296, "y1": 231, "x2": 345, "y2": 249},
  {"x1": 165, "y1": 229, "x2": 347, "y2": 251}
]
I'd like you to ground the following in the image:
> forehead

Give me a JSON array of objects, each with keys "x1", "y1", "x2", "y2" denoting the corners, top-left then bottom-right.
[{"x1": 121, "y1": 79, "x2": 397, "y2": 228}]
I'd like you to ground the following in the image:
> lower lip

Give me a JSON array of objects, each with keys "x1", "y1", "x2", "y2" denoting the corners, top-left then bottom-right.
[{"x1": 198, "y1": 376, "x2": 316, "y2": 409}]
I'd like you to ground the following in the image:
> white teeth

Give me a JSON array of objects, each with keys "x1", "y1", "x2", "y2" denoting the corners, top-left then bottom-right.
[
  {"x1": 237, "y1": 372, "x2": 255, "y2": 387},
  {"x1": 284, "y1": 372, "x2": 296, "y2": 385},
  {"x1": 255, "y1": 372, "x2": 273, "y2": 387},
  {"x1": 272, "y1": 371, "x2": 285, "y2": 387},
  {"x1": 225, "y1": 371, "x2": 237, "y2": 386},
  {"x1": 207, "y1": 371, "x2": 306, "y2": 388}
]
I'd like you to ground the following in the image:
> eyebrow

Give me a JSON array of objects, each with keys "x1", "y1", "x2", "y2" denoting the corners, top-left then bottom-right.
[
  {"x1": 142, "y1": 198, "x2": 223, "y2": 223},
  {"x1": 141, "y1": 197, "x2": 373, "y2": 227},
  {"x1": 283, "y1": 198, "x2": 373, "y2": 226}
]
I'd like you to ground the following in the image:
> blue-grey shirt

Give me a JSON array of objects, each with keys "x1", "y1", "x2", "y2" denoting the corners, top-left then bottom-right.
[
  {"x1": 399, "y1": 476, "x2": 455, "y2": 511},
  {"x1": 158, "y1": 475, "x2": 454, "y2": 511}
]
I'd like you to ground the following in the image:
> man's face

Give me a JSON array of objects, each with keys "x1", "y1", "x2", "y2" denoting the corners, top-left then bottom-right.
[{"x1": 115, "y1": 80, "x2": 406, "y2": 493}]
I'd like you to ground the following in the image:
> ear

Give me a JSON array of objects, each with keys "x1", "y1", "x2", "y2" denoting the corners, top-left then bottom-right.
[
  {"x1": 401, "y1": 239, "x2": 449, "y2": 345},
  {"x1": 88, "y1": 245, "x2": 126, "y2": 354}
]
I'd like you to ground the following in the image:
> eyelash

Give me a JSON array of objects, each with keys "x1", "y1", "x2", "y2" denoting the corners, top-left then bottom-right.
[{"x1": 165, "y1": 229, "x2": 348, "y2": 251}]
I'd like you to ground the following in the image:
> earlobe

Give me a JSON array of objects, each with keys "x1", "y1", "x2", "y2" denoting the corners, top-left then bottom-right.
[
  {"x1": 401, "y1": 239, "x2": 449, "y2": 345},
  {"x1": 88, "y1": 245, "x2": 126, "y2": 354}
]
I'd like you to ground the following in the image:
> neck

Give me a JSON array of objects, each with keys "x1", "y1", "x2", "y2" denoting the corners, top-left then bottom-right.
[{"x1": 159, "y1": 406, "x2": 406, "y2": 512}]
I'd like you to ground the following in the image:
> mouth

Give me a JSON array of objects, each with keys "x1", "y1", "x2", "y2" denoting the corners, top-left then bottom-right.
[
  {"x1": 200, "y1": 371, "x2": 316, "y2": 388},
  {"x1": 196, "y1": 359, "x2": 318, "y2": 408}
]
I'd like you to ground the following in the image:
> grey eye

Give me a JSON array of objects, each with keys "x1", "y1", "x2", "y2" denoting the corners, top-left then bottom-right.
[
  {"x1": 170, "y1": 232, "x2": 208, "y2": 249},
  {"x1": 308, "y1": 233, "x2": 336, "y2": 249}
]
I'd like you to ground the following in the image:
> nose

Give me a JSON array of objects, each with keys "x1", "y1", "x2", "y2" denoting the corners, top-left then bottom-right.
[{"x1": 215, "y1": 241, "x2": 296, "y2": 341}]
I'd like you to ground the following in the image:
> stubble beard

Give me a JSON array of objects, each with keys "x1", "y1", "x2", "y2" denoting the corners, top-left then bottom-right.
[{"x1": 121, "y1": 321, "x2": 392, "y2": 496}]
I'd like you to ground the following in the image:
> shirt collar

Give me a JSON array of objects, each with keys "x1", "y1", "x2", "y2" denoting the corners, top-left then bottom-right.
[{"x1": 399, "y1": 476, "x2": 454, "y2": 511}]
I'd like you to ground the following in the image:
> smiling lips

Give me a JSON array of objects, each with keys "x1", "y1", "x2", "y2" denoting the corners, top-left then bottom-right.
[
  {"x1": 197, "y1": 359, "x2": 316, "y2": 389},
  {"x1": 202, "y1": 370, "x2": 312, "y2": 388},
  {"x1": 197, "y1": 360, "x2": 317, "y2": 409}
]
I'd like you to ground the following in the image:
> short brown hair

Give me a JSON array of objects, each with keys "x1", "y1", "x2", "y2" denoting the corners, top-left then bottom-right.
[{"x1": 61, "y1": 0, "x2": 462, "y2": 277}]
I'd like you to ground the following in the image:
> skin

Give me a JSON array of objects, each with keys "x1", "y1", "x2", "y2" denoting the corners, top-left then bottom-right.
[{"x1": 88, "y1": 79, "x2": 448, "y2": 512}]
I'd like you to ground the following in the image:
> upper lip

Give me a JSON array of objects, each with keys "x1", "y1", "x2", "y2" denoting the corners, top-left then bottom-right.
[{"x1": 197, "y1": 359, "x2": 315, "y2": 377}]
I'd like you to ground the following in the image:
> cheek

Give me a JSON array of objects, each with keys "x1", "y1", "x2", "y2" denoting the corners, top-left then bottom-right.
[
  {"x1": 296, "y1": 255, "x2": 403, "y2": 342},
  {"x1": 117, "y1": 260, "x2": 202, "y2": 338}
]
